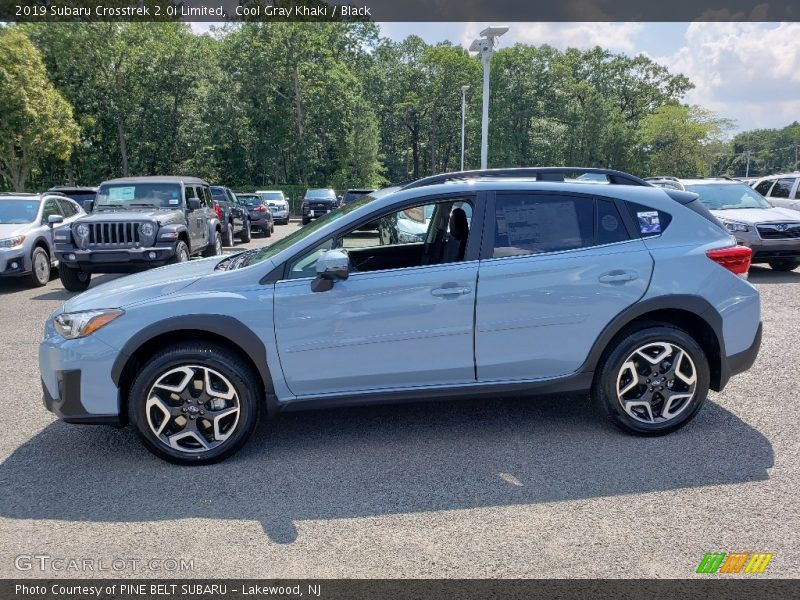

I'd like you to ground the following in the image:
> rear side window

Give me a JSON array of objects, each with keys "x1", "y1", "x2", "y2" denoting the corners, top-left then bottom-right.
[
  {"x1": 493, "y1": 193, "x2": 594, "y2": 257},
  {"x1": 770, "y1": 178, "x2": 795, "y2": 199},
  {"x1": 596, "y1": 199, "x2": 629, "y2": 245},
  {"x1": 625, "y1": 201, "x2": 674, "y2": 237},
  {"x1": 754, "y1": 180, "x2": 774, "y2": 196}
]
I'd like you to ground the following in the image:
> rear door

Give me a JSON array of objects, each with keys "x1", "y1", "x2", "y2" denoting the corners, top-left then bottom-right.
[{"x1": 475, "y1": 191, "x2": 654, "y2": 381}]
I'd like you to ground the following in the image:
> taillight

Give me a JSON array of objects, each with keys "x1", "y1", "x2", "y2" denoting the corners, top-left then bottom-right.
[
  {"x1": 706, "y1": 246, "x2": 752, "y2": 277},
  {"x1": 254, "y1": 206, "x2": 267, "y2": 212},
  {"x1": 213, "y1": 202, "x2": 222, "y2": 220}
]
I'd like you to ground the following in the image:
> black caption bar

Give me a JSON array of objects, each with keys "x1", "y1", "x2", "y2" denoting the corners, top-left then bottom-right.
[
  {"x1": 4, "y1": 580, "x2": 800, "y2": 600},
  {"x1": 3, "y1": 0, "x2": 799, "y2": 22}
]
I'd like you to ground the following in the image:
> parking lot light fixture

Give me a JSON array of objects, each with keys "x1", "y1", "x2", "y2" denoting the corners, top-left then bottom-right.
[{"x1": 469, "y1": 25, "x2": 509, "y2": 170}]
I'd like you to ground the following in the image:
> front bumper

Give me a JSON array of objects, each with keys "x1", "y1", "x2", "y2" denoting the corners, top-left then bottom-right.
[
  {"x1": 0, "y1": 248, "x2": 28, "y2": 278},
  {"x1": 269, "y1": 208, "x2": 289, "y2": 221},
  {"x1": 732, "y1": 231, "x2": 800, "y2": 262},
  {"x1": 40, "y1": 320, "x2": 122, "y2": 422},
  {"x1": 55, "y1": 244, "x2": 176, "y2": 273}
]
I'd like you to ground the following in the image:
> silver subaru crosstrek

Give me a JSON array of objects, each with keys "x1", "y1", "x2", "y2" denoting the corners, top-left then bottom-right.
[{"x1": 0, "y1": 193, "x2": 85, "y2": 287}]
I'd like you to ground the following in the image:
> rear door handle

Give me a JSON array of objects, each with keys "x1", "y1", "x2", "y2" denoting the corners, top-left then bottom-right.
[
  {"x1": 598, "y1": 270, "x2": 638, "y2": 283},
  {"x1": 431, "y1": 286, "x2": 471, "y2": 297}
]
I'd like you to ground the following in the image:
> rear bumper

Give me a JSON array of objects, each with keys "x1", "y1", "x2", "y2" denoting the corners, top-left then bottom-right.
[
  {"x1": 55, "y1": 244, "x2": 176, "y2": 273},
  {"x1": 719, "y1": 321, "x2": 762, "y2": 390},
  {"x1": 250, "y1": 218, "x2": 273, "y2": 230}
]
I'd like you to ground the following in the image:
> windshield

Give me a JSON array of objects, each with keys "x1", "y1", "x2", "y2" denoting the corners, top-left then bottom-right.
[
  {"x1": 96, "y1": 183, "x2": 183, "y2": 208},
  {"x1": 259, "y1": 192, "x2": 284, "y2": 201},
  {"x1": 305, "y1": 189, "x2": 336, "y2": 200},
  {"x1": 0, "y1": 200, "x2": 40, "y2": 224},
  {"x1": 242, "y1": 193, "x2": 375, "y2": 268},
  {"x1": 685, "y1": 183, "x2": 771, "y2": 210}
]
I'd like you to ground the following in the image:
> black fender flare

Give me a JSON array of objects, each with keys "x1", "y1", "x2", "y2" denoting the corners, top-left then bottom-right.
[
  {"x1": 579, "y1": 294, "x2": 725, "y2": 383},
  {"x1": 110, "y1": 315, "x2": 278, "y2": 415}
]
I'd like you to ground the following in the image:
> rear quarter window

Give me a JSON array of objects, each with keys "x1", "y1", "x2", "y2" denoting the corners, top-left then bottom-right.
[{"x1": 625, "y1": 201, "x2": 673, "y2": 237}]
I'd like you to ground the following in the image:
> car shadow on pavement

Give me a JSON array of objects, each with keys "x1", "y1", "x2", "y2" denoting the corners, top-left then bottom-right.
[
  {"x1": 748, "y1": 265, "x2": 800, "y2": 284},
  {"x1": 0, "y1": 394, "x2": 773, "y2": 544}
]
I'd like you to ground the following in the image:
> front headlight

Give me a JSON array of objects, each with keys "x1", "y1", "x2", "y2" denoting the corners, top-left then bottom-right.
[
  {"x1": 54, "y1": 309, "x2": 124, "y2": 340},
  {"x1": 73, "y1": 223, "x2": 90, "y2": 248},
  {"x1": 723, "y1": 220, "x2": 750, "y2": 233},
  {"x1": 139, "y1": 222, "x2": 157, "y2": 246},
  {"x1": 0, "y1": 235, "x2": 26, "y2": 248}
]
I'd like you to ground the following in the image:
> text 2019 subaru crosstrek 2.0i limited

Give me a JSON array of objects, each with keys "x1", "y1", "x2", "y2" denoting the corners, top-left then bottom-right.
[{"x1": 40, "y1": 169, "x2": 763, "y2": 464}]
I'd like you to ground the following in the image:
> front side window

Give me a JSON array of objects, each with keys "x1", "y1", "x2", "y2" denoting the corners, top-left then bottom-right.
[
  {"x1": 754, "y1": 180, "x2": 774, "y2": 196},
  {"x1": 200, "y1": 187, "x2": 214, "y2": 208},
  {"x1": 493, "y1": 193, "x2": 594, "y2": 258},
  {"x1": 286, "y1": 199, "x2": 473, "y2": 279},
  {"x1": 96, "y1": 183, "x2": 183, "y2": 208},
  {"x1": 56, "y1": 198, "x2": 79, "y2": 217}
]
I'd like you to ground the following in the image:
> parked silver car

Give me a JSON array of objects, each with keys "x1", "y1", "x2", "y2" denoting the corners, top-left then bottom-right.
[
  {"x1": 0, "y1": 193, "x2": 85, "y2": 287},
  {"x1": 649, "y1": 177, "x2": 800, "y2": 271},
  {"x1": 751, "y1": 173, "x2": 800, "y2": 213}
]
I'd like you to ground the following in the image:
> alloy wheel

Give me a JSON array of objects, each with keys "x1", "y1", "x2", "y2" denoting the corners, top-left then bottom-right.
[
  {"x1": 145, "y1": 365, "x2": 240, "y2": 454},
  {"x1": 33, "y1": 250, "x2": 50, "y2": 284},
  {"x1": 215, "y1": 234, "x2": 223, "y2": 255},
  {"x1": 616, "y1": 342, "x2": 697, "y2": 424}
]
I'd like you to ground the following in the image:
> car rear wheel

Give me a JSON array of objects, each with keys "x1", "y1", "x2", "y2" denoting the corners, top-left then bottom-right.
[
  {"x1": 593, "y1": 325, "x2": 710, "y2": 435},
  {"x1": 223, "y1": 224, "x2": 235, "y2": 247},
  {"x1": 202, "y1": 231, "x2": 222, "y2": 257},
  {"x1": 29, "y1": 246, "x2": 51, "y2": 287},
  {"x1": 768, "y1": 259, "x2": 800, "y2": 271},
  {"x1": 128, "y1": 343, "x2": 261, "y2": 465},
  {"x1": 59, "y1": 265, "x2": 91, "y2": 292},
  {"x1": 239, "y1": 219, "x2": 252, "y2": 243}
]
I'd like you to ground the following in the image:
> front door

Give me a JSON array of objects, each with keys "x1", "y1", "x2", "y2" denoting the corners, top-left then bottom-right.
[{"x1": 273, "y1": 197, "x2": 479, "y2": 398}]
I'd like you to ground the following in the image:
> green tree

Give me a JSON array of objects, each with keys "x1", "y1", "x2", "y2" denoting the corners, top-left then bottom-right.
[
  {"x1": 0, "y1": 27, "x2": 79, "y2": 191},
  {"x1": 641, "y1": 105, "x2": 732, "y2": 177}
]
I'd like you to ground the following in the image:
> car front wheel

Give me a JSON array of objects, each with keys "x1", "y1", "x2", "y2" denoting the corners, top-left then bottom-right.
[
  {"x1": 128, "y1": 343, "x2": 261, "y2": 465},
  {"x1": 239, "y1": 219, "x2": 252, "y2": 243},
  {"x1": 59, "y1": 265, "x2": 91, "y2": 292},
  {"x1": 167, "y1": 241, "x2": 190, "y2": 265},
  {"x1": 29, "y1": 246, "x2": 51, "y2": 287},
  {"x1": 223, "y1": 224, "x2": 235, "y2": 247},
  {"x1": 593, "y1": 325, "x2": 710, "y2": 435}
]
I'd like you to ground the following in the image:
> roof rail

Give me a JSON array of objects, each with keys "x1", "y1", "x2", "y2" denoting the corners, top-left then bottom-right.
[
  {"x1": 644, "y1": 176, "x2": 680, "y2": 182},
  {"x1": 402, "y1": 167, "x2": 651, "y2": 190}
]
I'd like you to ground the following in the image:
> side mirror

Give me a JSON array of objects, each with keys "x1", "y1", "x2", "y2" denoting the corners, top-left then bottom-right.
[
  {"x1": 83, "y1": 200, "x2": 94, "y2": 213},
  {"x1": 311, "y1": 249, "x2": 349, "y2": 292},
  {"x1": 187, "y1": 198, "x2": 202, "y2": 210},
  {"x1": 47, "y1": 215, "x2": 64, "y2": 227}
]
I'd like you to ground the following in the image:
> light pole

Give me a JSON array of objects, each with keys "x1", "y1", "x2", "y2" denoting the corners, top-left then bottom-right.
[
  {"x1": 469, "y1": 26, "x2": 509, "y2": 170},
  {"x1": 460, "y1": 85, "x2": 469, "y2": 171}
]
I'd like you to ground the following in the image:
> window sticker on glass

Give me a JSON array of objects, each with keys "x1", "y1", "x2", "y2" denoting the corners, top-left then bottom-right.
[
  {"x1": 637, "y1": 211, "x2": 661, "y2": 234},
  {"x1": 109, "y1": 187, "x2": 135, "y2": 201},
  {"x1": 169, "y1": 198, "x2": 179, "y2": 205}
]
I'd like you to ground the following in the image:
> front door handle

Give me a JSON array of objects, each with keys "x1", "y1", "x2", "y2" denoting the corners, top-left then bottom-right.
[
  {"x1": 431, "y1": 286, "x2": 471, "y2": 297},
  {"x1": 598, "y1": 270, "x2": 638, "y2": 284}
]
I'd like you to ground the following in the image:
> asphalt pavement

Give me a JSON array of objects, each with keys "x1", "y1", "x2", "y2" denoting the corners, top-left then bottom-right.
[{"x1": 0, "y1": 224, "x2": 797, "y2": 578}]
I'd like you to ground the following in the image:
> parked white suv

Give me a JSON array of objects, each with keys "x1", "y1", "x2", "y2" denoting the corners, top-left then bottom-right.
[{"x1": 751, "y1": 173, "x2": 800, "y2": 213}]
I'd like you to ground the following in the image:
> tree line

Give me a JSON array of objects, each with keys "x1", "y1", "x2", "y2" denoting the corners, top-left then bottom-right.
[{"x1": 1, "y1": 22, "x2": 798, "y2": 193}]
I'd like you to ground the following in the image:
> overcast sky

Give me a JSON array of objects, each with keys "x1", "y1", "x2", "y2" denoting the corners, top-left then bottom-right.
[{"x1": 192, "y1": 21, "x2": 800, "y2": 133}]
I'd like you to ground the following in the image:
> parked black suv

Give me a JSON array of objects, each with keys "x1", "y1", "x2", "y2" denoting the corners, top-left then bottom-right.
[
  {"x1": 302, "y1": 188, "x2": 340, "y2": 225},
  {"x1": 54, "y1": 176, "x2": 223, "y2": 291},
  {"x1": 47, "y1": 186, "x2": 98, "y2": 212},
  {"x1": 210, "y1": 185, "x2": 251, "y2": 247}
]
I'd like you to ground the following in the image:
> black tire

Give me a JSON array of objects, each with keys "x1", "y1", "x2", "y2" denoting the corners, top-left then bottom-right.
[
  {"x1": 167, "y1": 240, "x2": 190, "y2": 265},
  {"x1": 592, "y1": 324, "x2": 710, "y2": 436},
  {"x1": 128, "y1": 342, "x2": 262, "y2": 465},
  {"x1": 29, "y1": 246, "x2": 51, "y2": 287},
  {"x1": 59, "y1": 265, "x2": 91, "y2": 292},
  {"x1": 202, "y1": 231, "x2": 222, "y2": 257},
  {"x1": 239, "y1": 218, "x2": 252, "y2": 243},
  {"x1": 223, "y1": 223, "x2": 235, "y2": 247},
  {"x1": 270, "y1": 223, "x2": 275, "y2": 234},
  {"x1": 302, "y1": 218, "x2": 310, "y2": 225},
  {"x1": 769, "y1": 260, "x2": 800, "y2": 272},
  {"x1": 265, "y1": 222, "x2": 272, "y2": 238}
]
